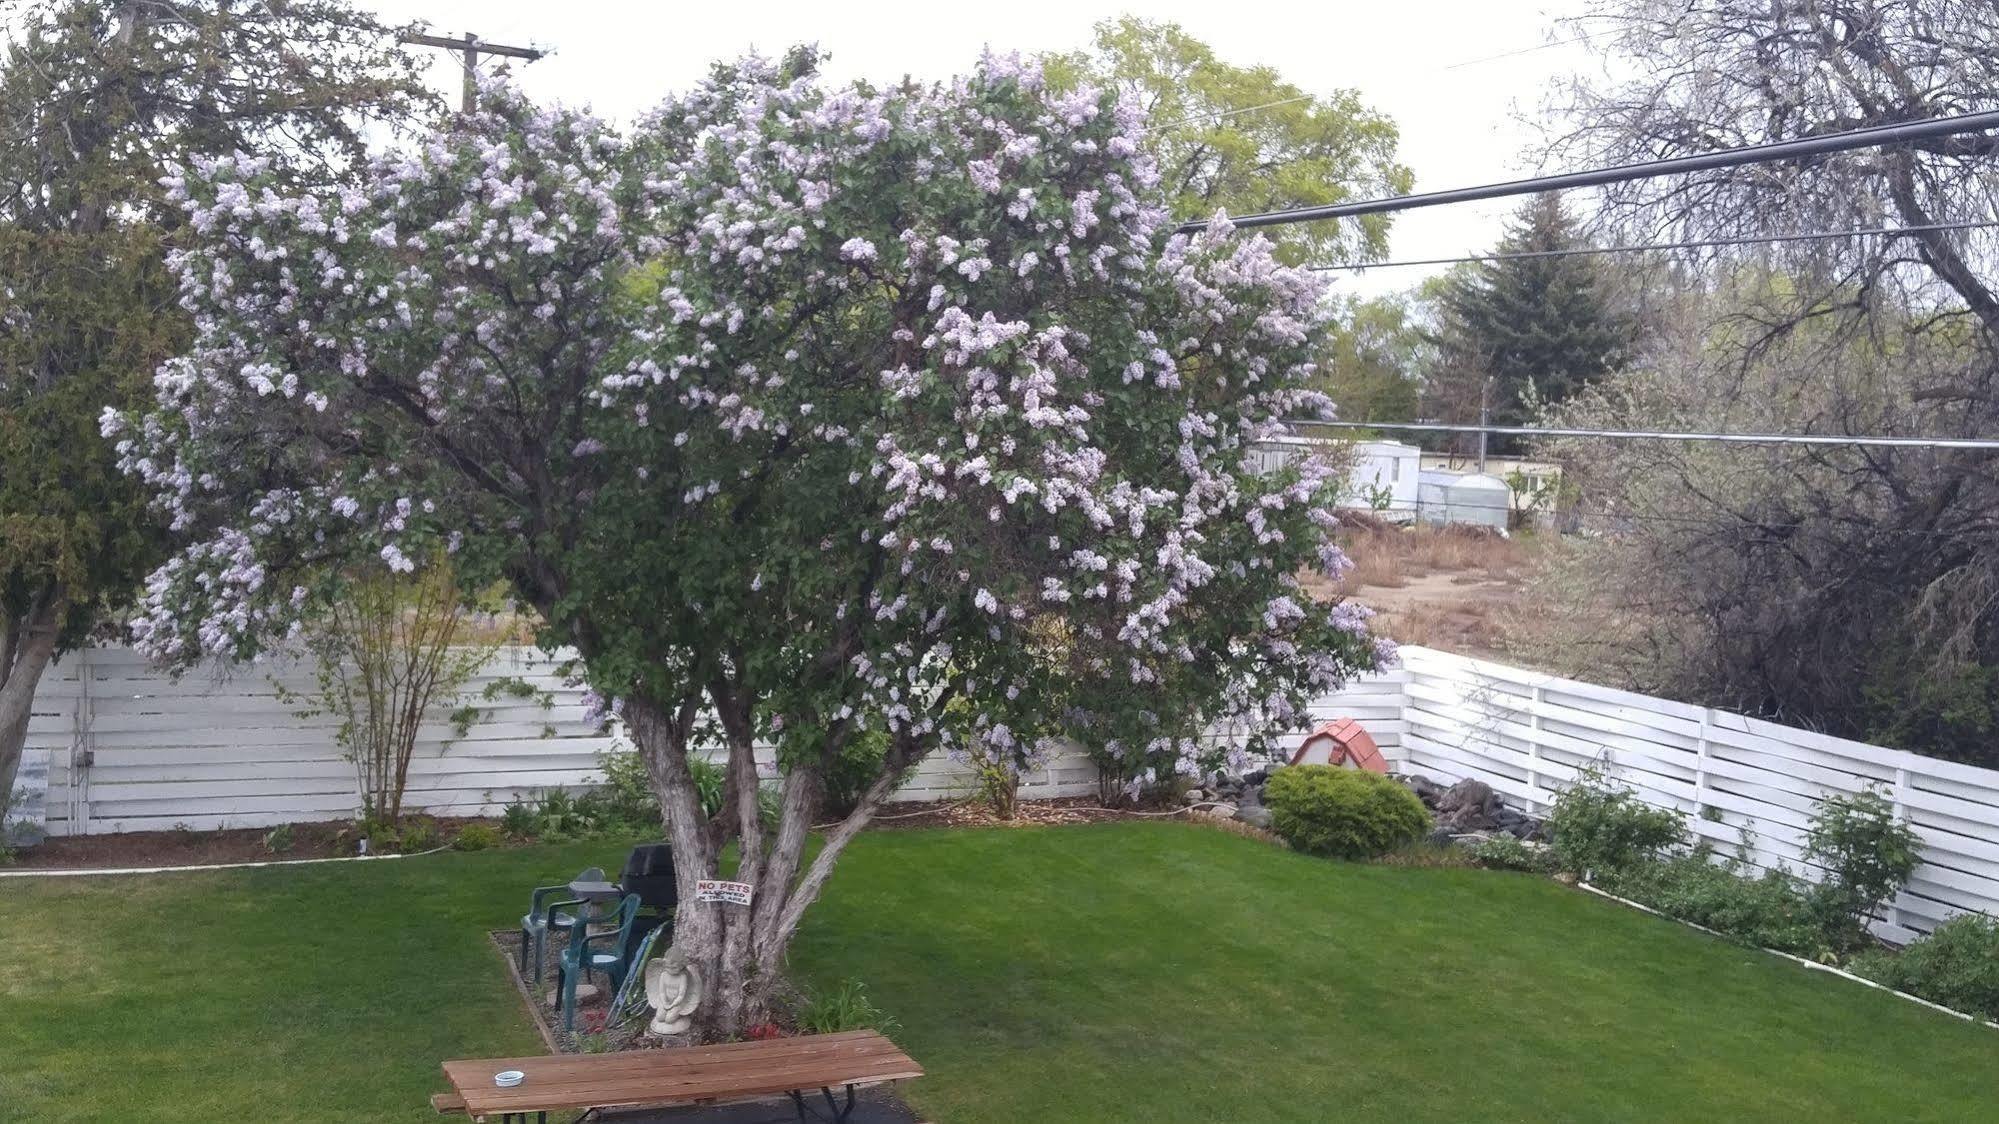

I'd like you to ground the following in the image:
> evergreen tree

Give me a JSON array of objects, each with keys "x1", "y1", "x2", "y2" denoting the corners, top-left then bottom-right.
[
  {"x1": 1425, "y1": 193, "x2": 1631, "y2": 448},
  {"x1": 0, "y1": 0, "x2": 432, "y2": 839}
]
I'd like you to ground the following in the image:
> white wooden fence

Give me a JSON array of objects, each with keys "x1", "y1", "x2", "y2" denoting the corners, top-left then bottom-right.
[
  {"x1": 22, "y1": 646, "x2": 619, "y2": 835},
  {"x1": 13, "y1": 643, "x2": 1998, "y2": 941},
  {"x1": 15, "y1": 645, "x2": 1140, "y2": 836},
  {"x1": 1394, "y1": 647, "x2": 1999, "y2": 943},
  {"x1": 14, "y1": 645, "x2": 1404, "y2": 838}
]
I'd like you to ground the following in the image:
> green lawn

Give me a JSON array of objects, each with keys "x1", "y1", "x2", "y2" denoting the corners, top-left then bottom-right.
[{"x1": 3, "y1": 823, "x2": 1994, "y2": 1122}]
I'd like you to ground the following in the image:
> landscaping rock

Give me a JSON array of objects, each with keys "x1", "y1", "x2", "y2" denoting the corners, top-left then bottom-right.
[
  {"x1": 1436, "y1": 779, "x2": 1503, "y2": 831},
  {"x1": 548, "y1": 982, "x2": 600, "y2": 1008},
  {"x1": 1183, "y1": 789, "x2": 1207, "y2": 805},
  {"x1": 1402, "y1": 774, "x2": 1447, "y2": 807}
]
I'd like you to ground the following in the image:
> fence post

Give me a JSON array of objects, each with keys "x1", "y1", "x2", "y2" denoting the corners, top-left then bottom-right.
[
  {"x1": 1888, "y1": 766, "x2": 1911, "y2": 934},
  {"x1": 1525, "y1": 684, "x2": 1543, "y2": 811},
  {"x1": 1693, "y1": 708, "x2": 1712, "y2": 824}
]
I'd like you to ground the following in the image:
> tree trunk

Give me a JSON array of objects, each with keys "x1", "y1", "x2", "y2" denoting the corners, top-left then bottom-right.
[
  {"x1": 621, "y1": 694, "x2": 921, "y2": 1042},
  {"x1": 0, "y1": 592, "x2": 65, "y2": 832}
]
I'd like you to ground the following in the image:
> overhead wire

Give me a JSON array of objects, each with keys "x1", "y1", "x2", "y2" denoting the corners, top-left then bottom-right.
[
  {"x1": 1336, "y1": 501, "x2": 1997, "y2": 541},
  {"x1": 1307, "y1": 220, "x2": 1999, "y2": 272},
  {"x1": 1151, "y1": 23, "x2": 1613, "y2": 134},
  {"x1": 1284, "y1": 420, "x2": 1999, "y2": 451},
  {"x1": 1176, "y1": 109, "x2": 1999, "y2": 234}
]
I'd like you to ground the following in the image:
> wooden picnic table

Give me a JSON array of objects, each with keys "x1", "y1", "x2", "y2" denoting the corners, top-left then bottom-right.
[{"x1": 435, "y1": 1030, "x2": 921, "y2": 1123}]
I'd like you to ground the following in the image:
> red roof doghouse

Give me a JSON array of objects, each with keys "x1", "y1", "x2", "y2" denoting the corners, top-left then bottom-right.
[{"x1": 1289, "y1": 718, "x2": 1387, "y2": 773}]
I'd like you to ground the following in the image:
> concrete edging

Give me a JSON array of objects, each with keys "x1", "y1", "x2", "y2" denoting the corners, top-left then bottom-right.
[{"x1": 1577, "y1": 881, "x2": 1999, "y2": 1032}]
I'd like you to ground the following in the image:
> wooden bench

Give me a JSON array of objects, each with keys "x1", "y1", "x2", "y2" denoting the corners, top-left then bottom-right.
[{"x1": 434, "y1": 1030, "x2": 921, "y2": 1123}]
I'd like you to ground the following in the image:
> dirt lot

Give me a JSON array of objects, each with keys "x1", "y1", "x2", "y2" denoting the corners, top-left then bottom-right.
[{"x1": 1304, "y1": 517, "x2": 1540, "y2": 660}]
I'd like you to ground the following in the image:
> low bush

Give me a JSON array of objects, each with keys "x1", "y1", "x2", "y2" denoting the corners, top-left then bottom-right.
[
  {"x1": 686, "y1": 756, "x2": 726, "y2": 818},
  {"x1": 500, "y1": 801, "x2": 536, "y2": 840},
  {"x1": 824, "y1": 730, "x2": 889, "y2": 818},
  {"x1": 1600, "y1": 852, "x2": 1834, "y2": 961},
  {"x1": 1547, "y1": 768, "x2": 1686, "y2": 875},
  {"x1": 1466, "y1": 834, "x2": 1556, "y2": 874},
  {"x1": 1264, "y1": 766, "x2": 1430, "y2": 860},
  {"x1": 395, "y1": 817, "x2": 443, "y2": 853},
  {"x1": 1849, "y1": 914, "x2": 1999, "y2": 1021},
  {"x1": 261, "y1": 823, "x2": 295, "y2": 855},
  {"x1": 796, "y1": 979, "x2": 899, "y2": 1035},
  {"x1": 1802, "y1": 790, "x2": 1921, "y2": 953},
  {"x1": 498, "y1": 737, "x2": 901, "y2": 842},
  {"x1": 599, "y1": 747, "x2": 667, "y2": 825},
  {"x1": 453, "y1": 823, "x2": 502, "y2": 852}
]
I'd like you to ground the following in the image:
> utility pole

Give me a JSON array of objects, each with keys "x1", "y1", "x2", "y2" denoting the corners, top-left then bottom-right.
[
  {"x1": 400, "y1": 31, "x2": 544, "y2": 113},
  {"x1": 1477, "y1": 377, "x2": 1491, "y2": 475}
]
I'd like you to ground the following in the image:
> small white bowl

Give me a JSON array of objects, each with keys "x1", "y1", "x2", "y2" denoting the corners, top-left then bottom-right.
[{"x1": 494, "y1": 1070, "x2": 525, "y2": 1088}]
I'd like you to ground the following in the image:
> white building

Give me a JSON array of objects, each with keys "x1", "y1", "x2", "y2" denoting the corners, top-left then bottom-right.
[
  {"x1": 1341, "y1": 440, "x2": 1421, "y2": 517},
  {"x1": 1416, "y1": 470, "x2": 1511, "y2": 531}
]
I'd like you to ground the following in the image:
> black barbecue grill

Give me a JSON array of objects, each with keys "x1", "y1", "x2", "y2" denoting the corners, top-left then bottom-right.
[{"x1": 617, "y1": 843, "x2": 678, "y2": 942}]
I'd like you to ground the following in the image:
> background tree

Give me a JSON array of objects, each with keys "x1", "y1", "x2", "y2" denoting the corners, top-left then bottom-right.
[
  {"x1": 1422, "y1": 193, "x2": 1632, "y2": 453},
  {"x1": 1315, "y1": 293, "x2": 1428, "y2": 426},
  {"x1": 1524, "y1": 0, "x2": 1999, "y2": 762},
  {"x1": 0, "y1": 0, "x2": 431, "y2": 836},
  {"x1": 115, "y1": 56, "x2": 1385, "y2": 1037},
  {"x1": 1047, "y1": 16, "x2": 1412, "y2": 267}
]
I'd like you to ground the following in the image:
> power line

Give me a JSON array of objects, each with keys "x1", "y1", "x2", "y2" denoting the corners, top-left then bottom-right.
[
  {"x1": 1344, "y1": 501, "x2": 1995, "y2": 541},
  {"x1": 1288, "y1": 419, "x2": 1999, "y2": 451},
  {"x1": 1309, "y1": 220, "x2": 1999, "y2": 272},
  {"x1": 1159, "y1": 29, "x2": 1591, "y2": 136},
  {"x1": 1148, "y1": 94, "x2": 1315, "y2": 134},
  {"x1": 1178, "y1": 109, "x2": 1999, "y2": 235},
  {"x1": 1154, "y1": 27, "x2": 1613, "y2": 134},
  {"x1": 1440, "y1": 27, "x2": 1615, "y2": 70}
]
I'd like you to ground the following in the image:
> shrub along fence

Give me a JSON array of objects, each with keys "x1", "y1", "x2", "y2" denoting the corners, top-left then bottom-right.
[
  {"x1": 12, "y1": 644, "x2": 1999, "y2": 941},
  {"x1": 1396, "y1": 648, "x2": 1999, "y2": 943}
]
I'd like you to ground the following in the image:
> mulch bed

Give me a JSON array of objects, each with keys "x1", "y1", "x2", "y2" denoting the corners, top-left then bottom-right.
[
  {"x1": 843, "y1": 794, "x2": 1156, "y2": 830},
  {"x1": 10, "y1": 819, "x2": 357, "y2": 869},
  {"x1": 5, "y1": 815, "x2": 498, "y2": 870},
  {"x1": 10, "y1": 796, "x2": 1192, "y2": 871}
]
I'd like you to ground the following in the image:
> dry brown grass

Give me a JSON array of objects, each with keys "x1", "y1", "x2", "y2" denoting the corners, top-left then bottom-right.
[
  {"x1": 1292, "y1": 519, "x2": 1551, "y2": 662},
  {"x1": 1336, "y1": 522, "x2": 1533, "y2": 593}
]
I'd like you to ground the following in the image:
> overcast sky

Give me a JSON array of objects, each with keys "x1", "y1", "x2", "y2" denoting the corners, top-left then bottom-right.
[{"x1": 366, "y1": 0, "x2": 1602, "y2": 299}]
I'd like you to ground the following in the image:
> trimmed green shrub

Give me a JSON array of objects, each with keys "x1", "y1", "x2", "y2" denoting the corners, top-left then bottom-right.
[
  {"x1": 1802, "y1": 790, "x2": 1921, "y2": 952},
  {"x1": 1850, "y1": 914, "x2": 1999, "y2": 1021},
  {"x1": 1547, "y1": 768, "x2": 1685, "y2": 875},
  {"x1": 1264, "y1": 766, "x2": 1430, "y2": 859},
  {"x1": 452, "y1": 823, "x2": 501, "y2": 852}
]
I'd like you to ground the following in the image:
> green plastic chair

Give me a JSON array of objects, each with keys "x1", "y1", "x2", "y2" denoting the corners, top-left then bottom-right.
[
  {"x1": 519, "y1": 866, "x2": 604, "y2": 985},
  {"x1": 557, "y1": 892, "x2": 642, "y2": 1035}
]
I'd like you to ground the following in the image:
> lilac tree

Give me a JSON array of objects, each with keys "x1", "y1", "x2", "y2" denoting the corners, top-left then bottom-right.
[{"x1": 114, "y1": 54, "x2": 1385, "y2": 1037}]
